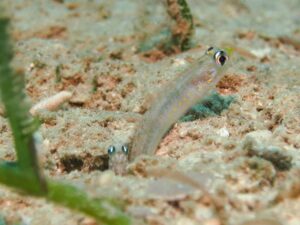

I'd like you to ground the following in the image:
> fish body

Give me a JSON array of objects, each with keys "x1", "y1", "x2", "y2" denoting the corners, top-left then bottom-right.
[
  {"x1": 129, "y1": 47, "x2": 229, "y2": 161},
  {"x1": 108, "y1": 47, "x2": 229, "y2": 174}
]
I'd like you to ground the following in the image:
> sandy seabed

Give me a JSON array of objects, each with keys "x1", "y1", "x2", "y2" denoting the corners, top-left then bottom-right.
[{"x1": 0, "y1": 1, "x2": 300, "y2": 225}]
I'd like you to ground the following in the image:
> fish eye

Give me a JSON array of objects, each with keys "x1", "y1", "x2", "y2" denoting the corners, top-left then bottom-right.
[
  {"x1": 107, "y1": 145, "x2": 116, "y2": 155},
  {"x1": 214, "y1": 50, "x2": 228, "y2": 66},
  {"x1": 121, "y1": 145, "x2": 129, "y2": 155}
]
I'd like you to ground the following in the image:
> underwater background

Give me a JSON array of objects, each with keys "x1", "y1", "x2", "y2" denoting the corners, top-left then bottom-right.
[{"x1": 0, "y1": 0, "x2": 300, "y2": 224}]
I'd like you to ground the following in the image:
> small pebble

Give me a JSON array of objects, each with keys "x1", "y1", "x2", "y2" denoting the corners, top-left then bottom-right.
[
  {"x1": 250, "y1": 48, "x2": 271, "y2": 58},
  {"x1": 217, "y1": 127, "x2": 230, "y2": 137},
  {"x1": 30, "y1": 91, "x2": 72, "y2": 115},
  {"x1": 242, "y1": 130, "x2": 272, "y2": 150},
  {"x1": 172, "y1": 58, "x2": 187, "y2": 67},
  {"x1": 203, "y1": 218, "x2": 222, "y2": 225}
]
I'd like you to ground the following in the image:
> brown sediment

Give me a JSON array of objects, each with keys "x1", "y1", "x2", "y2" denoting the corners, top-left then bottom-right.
[
  {"x1": 139, "y1": 49, "x2": 168, "y2": 63},
  {"x1": 13, "y1": 25, "x2": 67, "y2": 40},
  {"x1": 278, "y1": 35, "x2": 300, "y2": 50},
  {"x1": 217, "y1": 74, "x2": 245, "y2": 94}
]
